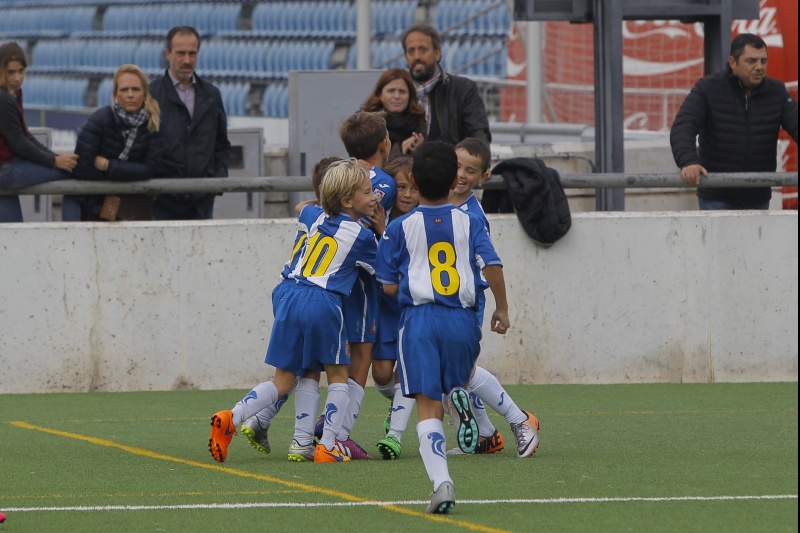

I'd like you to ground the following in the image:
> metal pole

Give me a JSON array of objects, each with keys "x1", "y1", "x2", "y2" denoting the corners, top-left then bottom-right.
[
  {"x1": 703, "y1": 1, "x2": 733, "y2": 75},
  {"x1": 355, "y1": 0, "x2": 371, "y2": 70},
  {"x1": 5, "y1": 173, "x2": 797, "y2": 196},
  {"x1": 593, "y1": 0, "x2": 625, "y2": 211},
  {"x1": 525, "y1": 21, "x2": 543, "y2": 124}
]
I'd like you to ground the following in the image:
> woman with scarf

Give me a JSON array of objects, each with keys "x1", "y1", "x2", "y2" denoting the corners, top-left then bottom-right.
[
  {"x1": 0, "y1": 41, "x2": 78, "y2": 222},
  {"x1": 62, "y1": 64, "x2": 165, "y2": 221},
  {"x1": 360, "y1": 68, "x2": 426, "y2": 159}
]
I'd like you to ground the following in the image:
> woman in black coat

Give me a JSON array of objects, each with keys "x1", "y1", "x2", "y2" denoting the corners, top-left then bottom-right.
[
  {"x1": 0, "y1": 41, "x2": 78, "y2": 222},
  {"x1": 63, "y1": 64, "x2": 165, "y2": 221},
  {"x1": 361, "y1": 68, "x2": 426, "y2": 159}
]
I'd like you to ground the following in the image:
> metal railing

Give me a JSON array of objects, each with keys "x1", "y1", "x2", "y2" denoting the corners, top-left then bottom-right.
[{"x1": 3, "y1": 172, "x2": 796, "y2": 196}]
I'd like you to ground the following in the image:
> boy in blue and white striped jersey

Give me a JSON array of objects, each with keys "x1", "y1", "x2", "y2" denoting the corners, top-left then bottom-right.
[
  {"x1": 209, "y1": 160, "x2": 378, "y2": 464},
  {"x1": 376, "y1": 141, "x2": 510, "y2": 514}
]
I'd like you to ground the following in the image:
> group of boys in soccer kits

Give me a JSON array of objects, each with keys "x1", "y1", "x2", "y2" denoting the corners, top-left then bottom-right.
[{"x1": 207, "y1": 111, "x2": 539, "y2": 513}]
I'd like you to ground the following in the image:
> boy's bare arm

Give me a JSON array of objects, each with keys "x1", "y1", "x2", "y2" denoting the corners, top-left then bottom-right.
[
  {"x1": 294, "y1": 199, "x2": 319, "y2": 214},
  {"x1": 382, "y1": 283, "x2": 399, "y2": 297},
  {"x1": 482, "y1": 265, "x2": 510, "y2": 334}
]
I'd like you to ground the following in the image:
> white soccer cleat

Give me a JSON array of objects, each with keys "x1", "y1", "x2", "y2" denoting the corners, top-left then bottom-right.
[{"x1": 511, "y1": 411, "x2": 540, "y2": 458}]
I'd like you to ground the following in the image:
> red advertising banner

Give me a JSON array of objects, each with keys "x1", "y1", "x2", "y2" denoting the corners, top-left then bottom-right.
[{"x1": 499, "y1": 0, "x2": 797, "y2": 206}]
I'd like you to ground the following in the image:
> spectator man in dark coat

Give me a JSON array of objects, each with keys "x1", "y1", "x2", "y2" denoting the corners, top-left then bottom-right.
[
  {"x1": 149, "y1": 26, "x2": 230, "y2": 220},
  {"x1": 670, "y1": 33, "x2": 797, "y2": 210},
  {"x1": 400, "y1": 24, "x2": 502, "y2": 212},
  {"x1": 401, "y1": 23, "x2": 491, "y2": 147}
]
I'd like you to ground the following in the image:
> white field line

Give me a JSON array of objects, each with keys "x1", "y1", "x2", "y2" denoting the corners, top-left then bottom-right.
[{"x1": 4, "y1": 494, "x2": 797, "y2": 512}]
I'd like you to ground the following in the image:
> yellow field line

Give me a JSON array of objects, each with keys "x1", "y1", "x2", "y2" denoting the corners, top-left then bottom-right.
[{"x1": 10, "y1": 421, "x2": 512, "y2": 533}]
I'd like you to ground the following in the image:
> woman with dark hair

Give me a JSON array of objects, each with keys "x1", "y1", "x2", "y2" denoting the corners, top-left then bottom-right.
[
  {"x1": 0, "y1": 41, "x2": 78, "y2": 222},
  {"x1": 62, "y1": 64, "x2": 165, "y2": 221},
  {"x1": 361, "y1": 68, "x2": 426, "y2": 158}
]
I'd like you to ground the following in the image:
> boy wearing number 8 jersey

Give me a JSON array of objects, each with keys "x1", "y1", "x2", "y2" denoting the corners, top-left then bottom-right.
[
  {"x1": 208, "y1": 160, "x2": 378, "y2": 464},
  {"x1": 376, "y1": 141, "x2": 510, "y2": 513}
]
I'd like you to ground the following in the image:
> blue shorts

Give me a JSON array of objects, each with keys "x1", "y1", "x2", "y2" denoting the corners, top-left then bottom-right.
[
  {"x1": 397, "y1": 304, "x2": 482, "y2": 400},
  {"x1": 342, "y1": 269, "x2": 379, "y2": 343},
  {"x1": 373, "y1": 292, "x2": 400, "y2": 361},
  {"x1": 372, "y1": 339, "x2": 397, "y2": 361},
  {"x1": 271, "y1": 279, "x2": 293, "y2": 317},
  {"x1": 265, "y1": 284, "x2": 349, "y2": 375}
]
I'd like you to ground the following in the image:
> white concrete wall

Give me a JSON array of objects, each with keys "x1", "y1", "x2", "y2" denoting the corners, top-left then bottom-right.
[{"x1": 0, "y1": 212, "x2": 796, "y2": 393}]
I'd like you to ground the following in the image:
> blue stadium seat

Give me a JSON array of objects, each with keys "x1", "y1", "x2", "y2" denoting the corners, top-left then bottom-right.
[
  {"x1": 134, "y1": 41, "x2": 164, "y2": 75},
  {"x1": 96, "y1": 77, "x2": 115, "y2": 108}
]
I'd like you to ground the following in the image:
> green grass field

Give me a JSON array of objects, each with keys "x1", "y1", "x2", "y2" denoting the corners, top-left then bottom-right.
[{"x1": 1, "y1": 382, "x2": 796, "y2": 532}]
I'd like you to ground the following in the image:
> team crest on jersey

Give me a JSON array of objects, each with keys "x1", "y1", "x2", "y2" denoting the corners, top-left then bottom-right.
[{"x1": 373, "y1": 188, "x2": 386, "y2": 201}]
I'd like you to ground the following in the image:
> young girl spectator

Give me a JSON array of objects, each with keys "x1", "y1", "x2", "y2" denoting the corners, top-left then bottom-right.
[{"x1": 0, "y1": 41, "x2": 77, "y2": 222}]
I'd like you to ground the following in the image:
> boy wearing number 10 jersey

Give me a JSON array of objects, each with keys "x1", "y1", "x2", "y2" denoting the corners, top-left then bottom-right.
[
  {"x1": 376, "y1": 141, "x2": 510, "y2": 514},
  {"x1": 208, "y1": 160, "x2": 378, "y2": 464}
]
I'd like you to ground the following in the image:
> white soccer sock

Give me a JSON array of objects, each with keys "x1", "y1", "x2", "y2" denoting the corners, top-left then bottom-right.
[
  {"x1": 337, "y1": 378, "x2": 364, "y2": 440},
  {"x1": 417, "y1": 418, "x2": 452, "y2": 492},
  {"x1": 387, "y1": 382, "x2": 415, "y2": 441},
  {"x1": 469, "y1": 390, "x2": 497, "y2": 438},
  {"x1": 231, "y1": 381, "x2": 279, "y2": 427},
  {"x1": 292, "y1": 378, "x2": 320, "y2": 445},
  {"x1": 253, "y1": 376, "x2": 299, "y2": 429},
  {"x1": 469, "y1": 366, "x2": 527, "y2": 426},
  {"x1": 374, "y1": 377, "x2": 396, "y2": 400},
  {"x1": 319, "y1": 382, "x2": 350, "y2": 450}
]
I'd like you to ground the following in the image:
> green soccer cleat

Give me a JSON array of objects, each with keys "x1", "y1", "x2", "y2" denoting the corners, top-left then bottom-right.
[
  {"x1": 377, "y1": 434, "x2": 402, "y2": 460},
  {"x1": 383, "y1": 402, "x2": 392, "y2": 436},
  {"x1": 449, "y1": 387, "x2": 478, "y2": 454},
  {"x1": 240, "y1": 416, "x2": 270, "y2": 455}
]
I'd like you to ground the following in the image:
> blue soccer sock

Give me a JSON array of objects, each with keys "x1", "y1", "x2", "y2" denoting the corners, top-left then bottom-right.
[
  {"x1": 319, "y1": 382, "x2": 350, "y2": 450},
  {"x1": 417, "y1": 418, "x2": 452, "y2": 492},
  {"x1": 469, "y1": 366, "x2": 527, "y2": 426},
  {"x1": 292, "y1": 377, "x2": 320, "y2": 446},
  {"x1": 231, "y1": 381, "x2": 279, "y2": 427}
]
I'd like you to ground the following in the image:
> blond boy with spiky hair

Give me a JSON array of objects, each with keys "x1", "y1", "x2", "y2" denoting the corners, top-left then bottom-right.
[{"x1": 209, "y1": 160, "x2": 379, "y2": 463}]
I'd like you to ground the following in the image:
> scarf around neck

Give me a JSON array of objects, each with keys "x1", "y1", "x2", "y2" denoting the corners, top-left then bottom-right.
[
  {"x1": 415, "y1": 64, "x2": 442, "y2": 137},
  {"x1": 384, "y1": 112, "x2": 423, "y2": 146},
  {"x1": 113, "y1": 101, "x2": 148, "y2": 161}
]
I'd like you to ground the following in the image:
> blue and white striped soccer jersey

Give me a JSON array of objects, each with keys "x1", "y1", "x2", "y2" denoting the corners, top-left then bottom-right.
[
  {"x1": 265, "y1": 212, "x2": 377, "y2": 375},
  {"x1": 340, "y1": 165, "x2": 396, "y2": 343},
  {"x1": 272, "y1": 204, "x2": 325, "y2": 313},
  {"x1": 373, "y1": 208, "x2": 405, "y2": 361},
  {"x1": 370, "y1": 166, "x2": 396, "y2": 218},
  {"x1": 376, "y1": 204, "x2": 503, "y2": 399},
  {"x1": 457, "y1": 192, "x2": 490, "y2": 324}
]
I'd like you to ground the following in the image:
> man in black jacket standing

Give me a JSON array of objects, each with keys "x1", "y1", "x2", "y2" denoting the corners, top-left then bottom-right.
[
  {"x1": 401, "y1": 23, "x2": 506, "y2": 212},
  {"x1": 150, "y1": 26, "x2": 230, "y2": 220},
  {"x1": 670, "y1": 33, "x2": 797, "y2": 210},
  {"x1": 401, "y1": 23, "x2": 491, "y2": 147}
]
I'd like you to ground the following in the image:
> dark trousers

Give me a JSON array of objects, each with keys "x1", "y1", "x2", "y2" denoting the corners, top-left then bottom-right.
[{"x1": 153, "y1": 193, "x2": 216, "y2": 220}]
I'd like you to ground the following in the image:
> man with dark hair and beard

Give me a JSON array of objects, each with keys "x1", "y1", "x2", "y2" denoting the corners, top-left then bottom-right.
[{"x1": 401, "y1": 24, "x2": 491, "y2": 149}]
